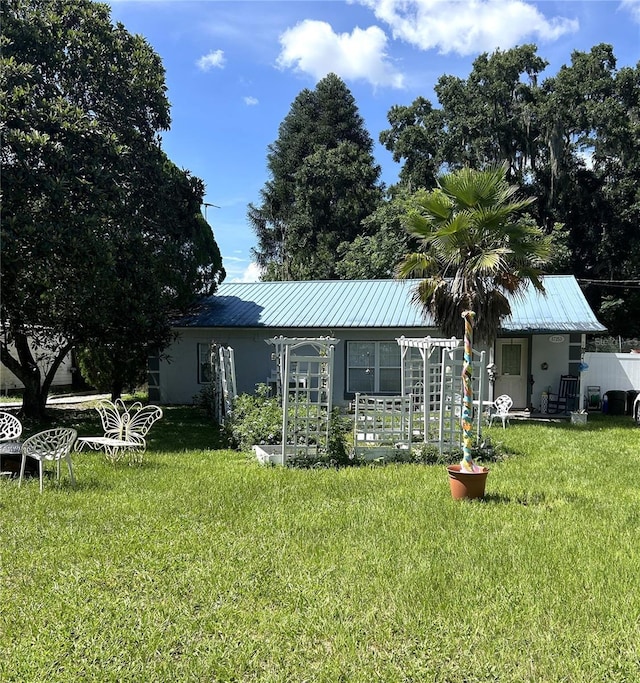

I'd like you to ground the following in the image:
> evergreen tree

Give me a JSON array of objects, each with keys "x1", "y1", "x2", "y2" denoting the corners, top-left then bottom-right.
[{"x1": 249, "y1": 73, "x2": 382, "y2": 280}]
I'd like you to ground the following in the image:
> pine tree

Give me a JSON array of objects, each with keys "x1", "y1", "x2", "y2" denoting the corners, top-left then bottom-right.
[{"x1": 249, "y1": 74, "x2": 382, "y2": 280}]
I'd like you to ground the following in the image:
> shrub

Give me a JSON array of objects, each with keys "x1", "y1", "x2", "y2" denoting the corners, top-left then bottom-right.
[
  {"x1": 395, "y1": 436, "x2": 511, "y2": 466},
  {"x1": 226, "y1": 386, "x2": 353, "y2": 467},
  {"x1": 287, "y1": 409, "x2": 354, "y2": 469},
  {"x1": 226, "y1": 384, "x2": 283, "y2": 451},
  {"x1": 193, "y1": 383, "x2": 218, "y2": 419},
  {"x1": 227, "y1": 387, "x2": 514, "y2": 469}
]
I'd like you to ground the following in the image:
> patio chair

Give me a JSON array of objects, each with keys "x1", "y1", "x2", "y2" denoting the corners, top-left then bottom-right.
[
  {"x1": 547, "y1": 375, "x2": 579, "y2": 414},
  {"x1": 488, "y1": 394, "x2": 513, "y2": 429},
  {"x1": 446, "y1": 393, "x2": 463, "y2": 418},
  {"x1": 19, "y1": 428, "x2": 77, "y2": 493},
  {"x1": 0, "y1": 411, "x2": 22, "y2": 442},
  {"x1": 117, "y1": 401, "x2": 163, "y2": 461}
]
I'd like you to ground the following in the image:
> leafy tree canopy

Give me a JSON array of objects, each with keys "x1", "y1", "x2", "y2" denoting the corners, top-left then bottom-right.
[
  {"x1": 335, "y1": 188, "x2": 418, "y2": 279},
  {"x1": 380, "y1": 43, "x2": 640, "y2": 337},
  {"x1": 1, "y1": 0, "x2": 224, "y2": 416}
]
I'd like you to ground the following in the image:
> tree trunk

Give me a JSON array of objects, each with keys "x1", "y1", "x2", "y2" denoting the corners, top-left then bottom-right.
[
  {"x1": 0, "y1": 331, "x2": 73, "y2": 419},
  {"x1": 0, "y1": 331, "x2": 46, "y2": 419},
  {"x1": 110, "y1": 379, "x2": 124, "y2": 402},
  {"x1": 21, "y1": 369, "x2": 47, "y2": 419}
]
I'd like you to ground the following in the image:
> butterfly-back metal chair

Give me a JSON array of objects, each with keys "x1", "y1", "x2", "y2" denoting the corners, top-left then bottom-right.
[
  {"x1": 488, "y1": 394, "x2": 513, "y2": 429},
  {"x1": 116, "y1": 401, "x2": 163, "y2": 462},
  {"x1": 83, "y1": 399, "x2": 163, "y2": 463},
  {"x1": 19, "y1": 428, "x2": 77, "y2": 493}
]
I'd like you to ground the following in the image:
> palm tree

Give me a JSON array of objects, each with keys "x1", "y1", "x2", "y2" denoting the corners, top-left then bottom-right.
[
  {"x1": 398, "y1": 164, "x2": 551, "y2": 474},
  {"x1": 397, "y1": 164, "x2": 551, "y2": 345}
]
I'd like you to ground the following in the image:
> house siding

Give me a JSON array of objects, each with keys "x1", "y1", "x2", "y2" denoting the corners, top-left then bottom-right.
[
  {"x1": 159, "y1": 276, "x2": 605, "y2": 407},
  {"x1": 0, "y1": 346, "x2": 74, "y2": 393},
  {"x1": 160, "y1": 326, "x2": 441, "y2": 405}
]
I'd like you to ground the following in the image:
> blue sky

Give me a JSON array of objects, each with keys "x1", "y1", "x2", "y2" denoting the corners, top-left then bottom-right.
[{"x1": 107, "y1": 0, "x2": 640, "y2": 282}]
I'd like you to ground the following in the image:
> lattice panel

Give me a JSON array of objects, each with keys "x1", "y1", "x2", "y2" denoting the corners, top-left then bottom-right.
[
  {"x1": 267, "y1": 337, "x2": 338, "y2": 464},
  {"x1": 397, "y1": 336, "x2": 460, "y2": 444},
  {"x1": 208, "y1": 343, "x2": 237, "y2": 424},
  {"x1": 353, "y1": 394, "x2": 413, "y2": 459},
  {"x1": 439, "y1": 345, "x2": 487, "y2": 453}
]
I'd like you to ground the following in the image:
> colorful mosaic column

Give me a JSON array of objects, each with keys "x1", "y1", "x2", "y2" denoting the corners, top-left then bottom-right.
[{"x1": 460, "y1": 310, "x2": 478, "y2": 472}]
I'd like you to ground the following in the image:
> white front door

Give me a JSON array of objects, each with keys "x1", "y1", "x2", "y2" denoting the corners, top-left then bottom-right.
[{"x1": 495, "y1": 338, "x2": 528, "y2": 409}]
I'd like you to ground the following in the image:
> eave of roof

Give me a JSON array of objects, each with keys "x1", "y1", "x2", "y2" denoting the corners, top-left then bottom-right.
[{"x1": 173, "y1": 276, "x2": 606, "y2": 334}]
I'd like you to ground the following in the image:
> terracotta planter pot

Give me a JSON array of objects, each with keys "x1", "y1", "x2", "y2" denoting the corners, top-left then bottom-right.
[{"x1": 446, "y1": 464, "x2": 489, "y2": 500}]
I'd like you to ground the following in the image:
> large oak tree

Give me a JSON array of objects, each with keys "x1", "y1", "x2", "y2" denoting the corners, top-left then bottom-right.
[
  {"x1": 380, "y1": 44, "x2": 640, "y2": 336},
  {"x1": 1, "y1": 0, "x2": 224, "y2": 417}
]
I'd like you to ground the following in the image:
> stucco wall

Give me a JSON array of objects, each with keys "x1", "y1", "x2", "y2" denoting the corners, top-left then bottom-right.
[
  {"x1": 159, "y1": 326, "x2": 439, "y2": 405},
  {"x1": 160, "y1": 327, "x2": 583, "y2": 409},
  {"x1": 530, "y1": 335, "x2": 571, "y2": 410}
]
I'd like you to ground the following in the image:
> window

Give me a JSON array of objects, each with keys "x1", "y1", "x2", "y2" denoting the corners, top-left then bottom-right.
[
  {"x1": 347, "y1": 341, "x2": 401, "y2": 395},
  {"x1": 501, "y1": 344, "x2": 521, "y2": 376},
  {"x1": 198, "y1": 343, "x2": 212, "y2": 384}
]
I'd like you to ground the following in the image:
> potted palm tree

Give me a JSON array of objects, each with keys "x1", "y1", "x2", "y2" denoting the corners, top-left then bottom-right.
[{"x1": 397, "y1": 163, "x2": 551, "y2": 498}]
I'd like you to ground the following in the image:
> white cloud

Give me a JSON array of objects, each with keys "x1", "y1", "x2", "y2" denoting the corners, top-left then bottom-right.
[
  {"x1": 277, "y1": 20, "x2": 405, "y2": 89},
  {"x1": 196, "y1": 49, "x2": 226, "y2": 71},
  {"x1": 620, "y1": 0, "x2": 640, "y2": 22},
  {"x1": 354, "y1": 0, "x2": 579, "y2": 56},
  {"x1": 231, "y1": 262, "x2": 262, "y2": 283},
  {"x1": 244, "y1": 96, "x2": 259, "y2": 106}
]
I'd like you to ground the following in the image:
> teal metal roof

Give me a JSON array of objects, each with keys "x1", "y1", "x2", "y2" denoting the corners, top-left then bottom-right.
[{"x1": 174, "y1": 276, "x2": 606, "y2": 334}]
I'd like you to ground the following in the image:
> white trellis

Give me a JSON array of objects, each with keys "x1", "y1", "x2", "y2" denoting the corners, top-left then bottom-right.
[
  {"x1": 397, "y1": 336, "x2": 459, "y2": 444},
  {"x1": 208, "y1": 342, "x2": 237, "y2": 424},
  {"x1": 219, "y1": 344, "x2": 237, "y2": 419},
  {"x1": 261, "y1": 336, "x2": 338, "y2": 465},
  {"x1": 396, "y1": 336, "x2": 487, "y2": 453},
  {"x1": 353, "y1": 394, "x2": 414, "y2": 459},
  {"x1": 438, "y1": 344, "x2": 487, "y2": 452}
]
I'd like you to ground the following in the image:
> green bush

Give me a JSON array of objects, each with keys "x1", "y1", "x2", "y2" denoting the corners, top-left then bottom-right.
[
  {"x1": 226, "y1": 385, "x2": 353, "y2": 467},
  {"x1": 227, "y1": 387, "x2": 513, "y2": 469},
  {"x1": 226, "y1": 384, "x2": 283, "y2": 451},
  {"x1": 286, "y1": 409, "x2": 354, "y2": 469},
  {"x1": 394, "y1": 436, "x2": 511, "y2": 466},
  {"x1": 193, "y1": 383, "x2": 218, "y2": 419}
]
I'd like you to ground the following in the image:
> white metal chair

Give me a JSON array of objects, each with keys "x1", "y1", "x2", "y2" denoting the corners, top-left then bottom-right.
[
  {"x1": 0, "y1": 411, "x2": 22, "y2": 442},
  {"x1": 488, "y1": 394, "x2": 513, "y2": 429},
  {"x1": 19, "y1": 428, "x2": 77, "y2": 493},
  {"x1": 446, "y1": 393, "x2": 463, "y2": 418},
  {"x1": 117, "y1": 401, "x2": 163, "y2": 462}
]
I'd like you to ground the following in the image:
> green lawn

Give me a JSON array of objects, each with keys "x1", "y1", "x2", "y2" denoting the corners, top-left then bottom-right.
[{"x1": 2, "y1": 407, "x2": 639, "y2": 682}]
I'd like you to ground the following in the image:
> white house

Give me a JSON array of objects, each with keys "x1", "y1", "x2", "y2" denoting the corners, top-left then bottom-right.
[
  {"x1": 150, "y1": 275, "x2": 606, "y2": 411},
  {"x1": 0, "y1": 342, "x2": 75, "y2": 394}
]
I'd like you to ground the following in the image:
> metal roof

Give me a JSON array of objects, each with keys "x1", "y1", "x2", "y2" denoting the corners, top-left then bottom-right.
[{"x1": 173, "y1": 276, "x2": 606, "y2": 334}]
